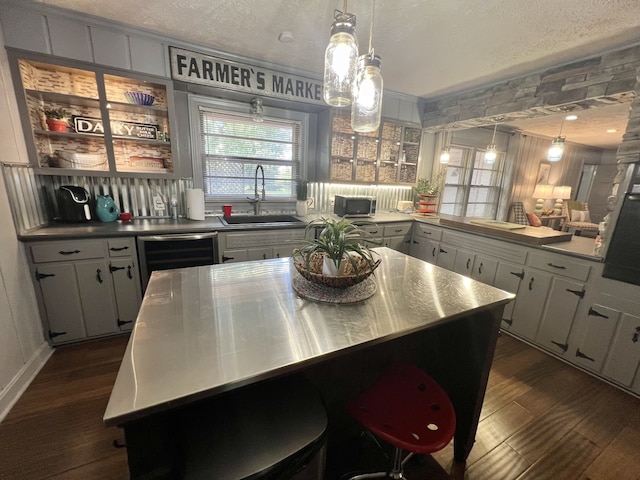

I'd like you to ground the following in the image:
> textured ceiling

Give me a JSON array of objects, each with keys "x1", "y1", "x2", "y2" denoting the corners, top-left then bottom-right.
[{"x1": 11, "y1": 0, "x2": 640, "y2": 148}]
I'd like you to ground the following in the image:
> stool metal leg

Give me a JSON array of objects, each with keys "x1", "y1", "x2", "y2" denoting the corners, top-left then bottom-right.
[{"x1": 344, "y1": 447, "x2": 409, "y2": 480}]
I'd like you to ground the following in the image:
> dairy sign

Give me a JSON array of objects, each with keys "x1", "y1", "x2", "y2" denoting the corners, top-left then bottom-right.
[
  {"x1": 169, "y1": 47, "x2": 324, "y2": 106},
  {"x1": 73, "y1": 116, "x2": 158, "y2": 140}
]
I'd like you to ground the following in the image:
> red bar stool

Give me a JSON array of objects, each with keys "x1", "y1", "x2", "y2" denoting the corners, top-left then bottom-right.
[{"x1": 345, "y1": 363, "x2": 456, "y2": 479}]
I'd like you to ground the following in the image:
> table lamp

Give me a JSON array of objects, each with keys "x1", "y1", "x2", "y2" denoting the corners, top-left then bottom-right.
[
  {"x1": 532, "y1": 184, "x2": 554, "y2": 216},
  {"x1": 552, "y1": 185, "x2": 572, "y2": 215}
]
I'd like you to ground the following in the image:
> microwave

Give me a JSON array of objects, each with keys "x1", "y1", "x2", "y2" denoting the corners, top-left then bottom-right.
[{"x1": 333, "y1": 195, "x2": 377, "y2": 217}]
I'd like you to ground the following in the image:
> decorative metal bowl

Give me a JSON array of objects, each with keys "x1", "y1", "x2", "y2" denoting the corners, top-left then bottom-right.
[
  {"x1": 292, "y1": 250, "x2": 381, "y2": 288},
  {"x1": 124, "y1": 91, "x2": 155, "y2": 106}
]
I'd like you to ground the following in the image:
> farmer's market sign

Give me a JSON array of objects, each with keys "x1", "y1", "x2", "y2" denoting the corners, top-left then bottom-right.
[
  {"x1": 73, "y1": 116, "x2": 159, "y2": 140},
  {"x1": 169, "y1": 46, "x2": 324, "y2": 106}
]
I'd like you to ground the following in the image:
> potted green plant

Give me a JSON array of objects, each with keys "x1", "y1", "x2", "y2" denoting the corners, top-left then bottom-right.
[
  {"x1": 295, "y1": 180, "x2": 311, "y2": 216},
  {"x1": 43, "y1": 107, "x2": 69, "y2": 132},
  {"x1": 293, "y1": 217, "x2": 381, "y2": 287}
]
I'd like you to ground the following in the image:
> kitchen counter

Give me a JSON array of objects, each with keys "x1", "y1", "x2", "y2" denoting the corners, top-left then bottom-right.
[{"x1": 104, "y1": 247, "x2": 513, "y2": 472}]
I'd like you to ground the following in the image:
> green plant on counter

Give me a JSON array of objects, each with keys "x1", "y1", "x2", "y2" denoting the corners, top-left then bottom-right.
[
  {"x1": 43, "y1": 107, "x2": 69, "y2": 120},
  {"x1": 414, "y1": 170, "x2": 446, "y2": 195},
  {"x1": 295, "y1": 217, "x2": 380, "y2": 275},
  {"x1": 296, "y1": 180, "x2": 308, "y2": 201}
]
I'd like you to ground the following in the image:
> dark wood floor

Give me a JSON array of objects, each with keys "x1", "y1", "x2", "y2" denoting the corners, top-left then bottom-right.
[{"x1": 1, "y1": 332, "x2": 639, "y2": 479}]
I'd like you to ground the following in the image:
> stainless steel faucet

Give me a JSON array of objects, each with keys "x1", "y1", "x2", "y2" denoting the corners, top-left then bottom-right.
[{"x1": 248, "y1": 165, "x2": 265, "y2": 215}]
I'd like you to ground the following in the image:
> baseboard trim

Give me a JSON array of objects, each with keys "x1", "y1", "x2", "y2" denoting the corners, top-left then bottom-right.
[{"x1": 0, "y1": 342, "x2": 53, "y2": 422}]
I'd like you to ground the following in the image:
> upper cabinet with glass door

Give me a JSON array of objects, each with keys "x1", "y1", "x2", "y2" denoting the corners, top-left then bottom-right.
[
  {"x1": 329, "y1": 112, "x2": 421, "y2": 185},
  {"x1": 12, "y1": 53, "x2": 175, "y2": 177}
]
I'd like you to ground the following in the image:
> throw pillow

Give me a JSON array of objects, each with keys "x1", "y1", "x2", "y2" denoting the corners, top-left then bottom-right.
[
  {"x1": 570, "y1": 210, "x2": 591, "y2": 222},
  {"x1": 526, "y1": 212, "x2": 542, "y2": 227}
]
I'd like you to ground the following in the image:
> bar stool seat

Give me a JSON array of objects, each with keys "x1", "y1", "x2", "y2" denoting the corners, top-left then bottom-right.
[{"x1": 345, "y1": 363, "x2": 456, "y2": 479}]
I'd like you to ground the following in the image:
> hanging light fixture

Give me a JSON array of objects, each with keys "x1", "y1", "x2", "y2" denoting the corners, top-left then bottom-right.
[
  {"x1": 323, "y1": 1, "x2": 358, "y2": 107},
  {"x1": 250, "y1": 98, "x2": 264, "y2": 122},
  {"x1": 547, "y1": 113, "x2": 570, "y2": 162},
  {"x1": 440, "y1": 130, "x2": 451, "y2": 164},
  {"x1": 351, "y1": 0, "x2": 383, "y2": 133},
  {"x1": 484, "y1": 121, "x2": 499, "y2": 164}
]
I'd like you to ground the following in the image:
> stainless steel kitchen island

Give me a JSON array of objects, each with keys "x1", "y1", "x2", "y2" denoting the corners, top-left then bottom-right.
[{"x1": 104, "y1": 247, "x2": 514, "y2": 477}]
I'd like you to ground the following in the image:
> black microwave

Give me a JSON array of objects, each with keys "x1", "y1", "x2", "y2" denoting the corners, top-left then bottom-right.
[{"x1": 333, "y1": 195, "x2": 377, "y2": 217}]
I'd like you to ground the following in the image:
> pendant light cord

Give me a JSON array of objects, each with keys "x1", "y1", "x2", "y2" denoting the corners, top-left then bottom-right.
[
  {"x1": 368, "y1": 0, "x2": 375, "y2": 57},
  {"x1": 491, "y1": 122, "x2": 497, "y2": 143},
  {"x1": 557, "y1": 116, "x2": 566, "y2": 137}
]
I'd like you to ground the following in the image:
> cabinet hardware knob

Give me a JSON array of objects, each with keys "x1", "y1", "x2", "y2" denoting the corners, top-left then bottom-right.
[
  {"x1": 412, "y1": 240, "x2": 419, "y2": 244},
  {"x1": 503, "y1": 318, "x2": 513, "y2": 326},
  {"x1": 48, "y1": 330, "x2": 67, "y2": 339},
  {"x1": 528, "y1": 277, "x2": 535, "y2": 290},
  {"x1": 263, "y1": 253, "x2": 267, "y2": 259},
  {"x1": 127, "y1": 265, "x2": 133, "y2": 279},
  {"x1": 575, "y1": 348, "x2": 595, "y2": 362},
  {"x1": 58, "y1": 250, "x2": 80, "y2": 255},
  {"x1": 96, "y1": 268, "x2": 103, "y2": 283},
  {"x1": 632, "y1": 327, "x2": 640, "y2": 343},
  {"x1": 109, "y1": 264, "x2": 125, "y2": 273},
  {"x1": 276, "y1": 253, "x2": 281, "y2": 258},
  {"x1": 117, "y1": 319, "x2": 133, "y2": 327},
  {"x1": 466, "y1": 258, "x2": 471, "y2": 269},
  {"x1": 479, "y1": 262, "x2": 483, "y2": 274},
  {"x1": 440, "y1": 248, "x2": 447, "y2": 254},
  {"x1": 35, "y1": 271, "x2": 55, "y2": 281},
  {"x1": 588, "y1": 307, "x2": 608, "y2": 319},
  {"x1": 222, "y1": 256, "x2": 234, "y2": 262},
  {"x1": 547, "y1": 262, "x2": 567, "y2": 269},
  {"x1": 432, "y1": 247, "x2": 436, "y2": 257},
  {"x1": 551, "y1": 341, "x2": 569, "y2": 352},
  {"x1": 510, "y1": 271, "x2": 524, "y2": 279},
  {"x1": 110, "y1": 246, "x2": 129, "y2": 251},
  {"x1": 394, "y1": 229, "x2": 402, "y2": 233},
  {"x1": 566, "y1": 288, "x2": 585, "y2": 298}
]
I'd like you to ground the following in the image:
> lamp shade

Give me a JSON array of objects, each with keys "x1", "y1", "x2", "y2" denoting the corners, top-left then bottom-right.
[
  {"x1": 552, "y1": 185, "x2": 572, "y2": 199},
  {"x1": 533, "y1": 184, "x2": 554, "y2": 199}
]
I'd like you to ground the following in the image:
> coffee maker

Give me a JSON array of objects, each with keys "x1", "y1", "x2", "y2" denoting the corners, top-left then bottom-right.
[{"x1": 57, "y1": 186, "x2": 92, "y2": 222}]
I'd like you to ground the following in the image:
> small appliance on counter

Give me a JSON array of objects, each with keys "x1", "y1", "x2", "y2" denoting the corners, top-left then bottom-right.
[
  {"x1": 95, "y1": 194, "x2": 119, "y2": 222},
  {"x1": 333, "y1": 195, "x2": 377, "y2": 217},
  {"x1": 56, "y1": 185, "x2": 92, "y2": 222}
]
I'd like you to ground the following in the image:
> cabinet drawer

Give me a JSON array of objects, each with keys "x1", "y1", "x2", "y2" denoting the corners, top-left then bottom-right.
[
  {"x1": 528, "y1": 252, "x2": 591, "y2": 281},
  {"x1": 362, "y1": 225, "x2": 383, "y2": 237},
  {"x1": 31, "y1": 241, "x2": 104, "y2": 263},
  {"x1": 107, "y1": 238, "x2": 136, "y2": 257},
  {"x1": 413, "y1": 223, "x2": 443, "y2": 241},
  {"x1": 383, "y1": 223, "x2": 411, "y2": 237}
]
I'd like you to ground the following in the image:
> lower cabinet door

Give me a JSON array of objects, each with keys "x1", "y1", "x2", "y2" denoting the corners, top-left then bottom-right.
[
  {"x1": 510, "y1": 268, "x2": 552, "y2": 341},
  {"x1": 493, "y1": 262, "x2": 524, "y2": 326},
  {"x1": 384, "y1": 235, "x2": 408, "y2": 253},
  {"x1": 109, "y1": 258, "x2": 142, "y2": 331},
  {"x1": 75, "y1": 260, "x2": 118, "y2": 337},
  {"x1": 34, "y1": 263, "x2": 86, "y2": 343},
  {"x1": 602, "y1": 312, "x2": 640, "y2": 387},
  {"x1": 453, "y1": 249, "x2": 475, "y2": 277},
  {"x1": 436, "y1": 244, "x2": 457, "y2": 271},
  {"x1": 471, "y1": 255, "x2": 498, "y2": 286},
  {"x1": 572, "y1": 304, "x2": 621, "y2": 373},
  {"x1": 536, "y1": 278, "x2": 585, "y2": 355}
]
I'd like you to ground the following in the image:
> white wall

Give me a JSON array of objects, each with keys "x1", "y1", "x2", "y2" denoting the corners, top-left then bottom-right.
[{"x1": 0, "y1": 22, "x2": 51, "y2": 421}]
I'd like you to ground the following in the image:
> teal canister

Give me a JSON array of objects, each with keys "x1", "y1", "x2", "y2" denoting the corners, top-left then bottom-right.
[{"x1": 95, "y1": 195, "x2": 119, "y2": 222}]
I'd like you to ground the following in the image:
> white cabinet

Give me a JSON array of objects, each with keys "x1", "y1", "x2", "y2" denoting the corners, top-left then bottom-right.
[
  {"x1": 28, "y1": 237, "x2": 141, "y2": 344},
  {"x1": 453, "y1": 248, "x2": 475, "y2": 277},
  {"x1": 570, "y1": 303, "x2": 621, "y2": 372},
  {"x1": 602, "y1": 312, "x2": 640, "y2": 388},
  {"x1": 382, "y1": 223, "x2": 412, "y2": 253},
  {"x1": 435, "y1": 244, "x2": 457, "y2": 270},
  {"x1": 409, "y1": 223, "x2": 442, "y2": 264},
  {"x1": 219, "y1": 229, "x2": 308, "y2": 264},
  {"x1": 494, "y1": 262, "x2": 525, "y2": 326},
  {"x1": 471, "y1": 254, "x2": 498, "y2": 286},
  {"x1": 509, "y1": 268, "x2": 553, "y2": 341}
]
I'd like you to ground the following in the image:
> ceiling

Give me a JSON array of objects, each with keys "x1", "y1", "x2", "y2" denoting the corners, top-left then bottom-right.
[{"x1": 9, "y1": 0, "x2": 640, "y2": 148}]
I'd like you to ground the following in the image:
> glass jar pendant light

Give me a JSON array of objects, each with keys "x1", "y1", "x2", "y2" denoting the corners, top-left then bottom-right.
[
  {"x1": 484, "y1": 122, "x2": 499, "y2": 164},
  {"x1": 440, "y1": 130, "x2": 451, "y2": 164},
  {"x1": 548, "y1": 109, "x2": 575, "y2": 162},
  {"x1": 351, "y1": 0, "x2": 383, "y2": 133},
  {"x1": 323, "y1": 1, "x2": 358, "y2": 107}
]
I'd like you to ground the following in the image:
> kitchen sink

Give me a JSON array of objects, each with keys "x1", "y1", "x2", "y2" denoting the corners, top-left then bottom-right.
[{"x1": 219, "y1": 214, "x2": 304, "y2": 225}]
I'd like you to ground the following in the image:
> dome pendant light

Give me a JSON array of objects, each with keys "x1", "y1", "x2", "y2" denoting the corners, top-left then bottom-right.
[
  {"x1": 484, "y1": 121, "x2": 499, "y2": 164},
  {"x1": 351, "y1": 0, "x2": 383, "y2": 133},
  {"x1": 323, "y1": 1, "x2": 358, "y2": 107}
]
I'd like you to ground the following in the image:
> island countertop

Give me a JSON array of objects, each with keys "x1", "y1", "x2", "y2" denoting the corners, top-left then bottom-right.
[{"x1": 103, "y1": 247, "x2": 514, "y2": 427}]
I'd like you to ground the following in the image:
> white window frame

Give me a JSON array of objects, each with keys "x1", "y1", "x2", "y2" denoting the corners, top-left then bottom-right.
[
  {"x1": 440, "y1": 144, "x2": 505, "y2": 218},
  {"x1": 188, "y1": 95, "x2": 310, "y2": 205}
]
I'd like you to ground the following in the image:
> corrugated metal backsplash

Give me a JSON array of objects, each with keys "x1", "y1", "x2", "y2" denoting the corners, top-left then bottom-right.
[
  {"x1": 1, "y1": 163, "x2": 192, "y2": 233},
  {"x1": 2, "y1": 164, "x2": 415, "y2": 234}
]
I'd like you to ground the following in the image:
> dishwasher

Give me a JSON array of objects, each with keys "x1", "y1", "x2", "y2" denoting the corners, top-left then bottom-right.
[{"x1": 137, "y1": 232, "x2": 219, "y2": 291}]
